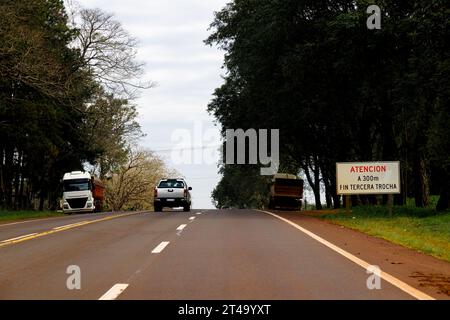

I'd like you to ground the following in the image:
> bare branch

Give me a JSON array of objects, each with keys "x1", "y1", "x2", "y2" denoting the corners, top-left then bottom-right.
[{"x1": 71, "y1": 7, "x2": 154, "y2": 99}]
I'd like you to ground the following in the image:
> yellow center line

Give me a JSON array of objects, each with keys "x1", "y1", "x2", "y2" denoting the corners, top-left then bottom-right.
[
  {"x1": 0, "y1": 211, "x2": 146, "y2": 248},
  {"x1": 52, "y1": 221, "x2": 89, "y2": 230}
]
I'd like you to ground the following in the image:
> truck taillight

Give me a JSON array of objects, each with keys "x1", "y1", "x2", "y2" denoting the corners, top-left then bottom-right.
[
  {"x1": 184, "y1": 189, "x2": 187, "y2": 198},
  {"x1": 154, "y1": 188, "x2": 158, "y2": 198}
]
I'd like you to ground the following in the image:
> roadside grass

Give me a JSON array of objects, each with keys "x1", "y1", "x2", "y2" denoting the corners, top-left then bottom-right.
[
  {"x1": 405, "y1": 195, "x2": 441, "y2": 210},
  {"x1": 320, "y1": 205, "x2": 450, "y2": 263},
  {"x1": 0, "y1": 210, "x2": 64, "y2": 223}
]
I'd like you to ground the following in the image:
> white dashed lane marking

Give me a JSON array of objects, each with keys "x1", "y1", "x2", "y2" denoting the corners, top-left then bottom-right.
[
  {"x1": 99, "y1": 284, "x2": 129, "y2": 300},
  {"x1": 151, "y1": 241, "x2": 170, "y2": 254}
]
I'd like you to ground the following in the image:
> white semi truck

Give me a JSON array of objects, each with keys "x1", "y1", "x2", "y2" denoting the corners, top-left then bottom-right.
[{"x1": 62, "y1": 171, "x2": 104, "y2": 214}]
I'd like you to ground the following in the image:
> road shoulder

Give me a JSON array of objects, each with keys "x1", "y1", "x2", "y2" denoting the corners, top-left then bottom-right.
[{"x1": 274, "y1": 211, "x2": 450, "y2": 300}]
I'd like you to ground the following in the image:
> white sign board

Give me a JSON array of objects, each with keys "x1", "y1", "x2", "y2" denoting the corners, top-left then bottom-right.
[{"x1": 336, "y1": 161, "x2": 400, "y2": 195}]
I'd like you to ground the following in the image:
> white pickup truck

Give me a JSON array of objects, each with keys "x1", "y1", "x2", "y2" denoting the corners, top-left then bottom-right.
[{"x1": 154, "y1": 178, "x2": 192, "y2": 212}]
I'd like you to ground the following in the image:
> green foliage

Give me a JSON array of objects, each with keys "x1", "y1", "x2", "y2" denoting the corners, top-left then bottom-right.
[
  {"x1": 206, "y1": 0, "x2": 450, "y2": 210},
  {"x1": 0, "y1": 1, "x2": 146, "y2": 211},
  {"x1": 340, "y1": 204, "x2": 442, "y2": 218},
  {"x1": 211, "y1": 165, "x2": 271, "y2": 209},
  {"x1": 84, "y1": 88, "x2": 144, "y2": 179},
  {"x1": 0, "y1": 0, "x2": 95, "y2": 210},
  {"x1": 0, "y1": 210, "x2": 64, "y2": 222},
  {"x1": 321, "y1": 208, "x2": 450, "y2": 262}
]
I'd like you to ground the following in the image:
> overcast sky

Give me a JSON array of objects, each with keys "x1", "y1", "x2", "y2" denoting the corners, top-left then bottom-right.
[{"x1": 77, "y1": 0, "x2": 229, "y2": 209}]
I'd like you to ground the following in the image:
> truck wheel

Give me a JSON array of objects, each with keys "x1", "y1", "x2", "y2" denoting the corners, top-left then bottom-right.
[
  {"x1": 154, "y1": 205, "x2": 162, "y2": 212},
  {"x1": 94, "y1": 200, "x2": 103, "y2": 213},
  {"x1": 183, "y1": 205, "x2": 190, "y2": 212}
]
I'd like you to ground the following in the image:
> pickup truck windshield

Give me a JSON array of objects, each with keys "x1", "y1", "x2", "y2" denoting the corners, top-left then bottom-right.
[
  {"x1": 63, "y1": 179, "x2": 91, "y2": 192},
  {"x1": 158, "y1": 180, "x2": 185, "y2": 188}
]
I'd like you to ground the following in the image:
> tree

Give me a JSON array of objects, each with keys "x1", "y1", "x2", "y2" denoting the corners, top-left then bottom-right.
[
  {"x1": 211, "y1": 165, "x2": 270, "y2": 209},
  {"x1": 83, "y1": 88, "x2": 144, "y2": 179},
  {"x1": 206, "y1": 0, "x2": 450, "y2": 211},
  {"x1": 0, "y1": 0, "x2": 95, "y2": 210},
  {"x1": 69, "y1": 6, "x2": 154, "y2": 99},
  {"x1": 105, "y1": 149, "x2": 176, "y2": 211},
  {"x1": 0, "y1": 0, "x2": 154, "y2": 211}
]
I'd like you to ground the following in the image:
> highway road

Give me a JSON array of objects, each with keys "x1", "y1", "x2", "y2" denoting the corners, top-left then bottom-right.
[{"x1": 0, "y1": 209, "x2": 439, "y2": 300}]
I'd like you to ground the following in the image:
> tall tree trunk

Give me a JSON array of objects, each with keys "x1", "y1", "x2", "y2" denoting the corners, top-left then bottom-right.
[
  {"x1": 324, "y1": 183, "x2": 332, "y2": 209},
  {"x1": 413, "y1": 155, "x2": 429, "y2": 207},
  {"x1": 351, "y1": 195, "x2": 360, "y2": 207},
  {"x1": 328, "y1": 165, "x2": 341, "y2": 209},
  {"x1": 0, "y1": 148, "x2": 4, "y2": 206},
  {"x1": 18, "y1": 151, "x2": 26, "y2": 209},
  {"x1": 13, "y1": 151, "x2": 22, "y2": 210},
  {"x1": 319, "y1": 158, "x2": 336, "y2": 209},
  {"x1": 4, "y1": 147, "x2": 13, "y2": 208},
  {"x1": 359, "y1": 195, "x2": 369, "y2": 205},
  {"x1": 39, "y1": 177, "x2": 47, "y2": 211},
  {"x1": 26, "y1": 180, "x2": 33, "y2": 210},
  {"x1": 321, "y1": 165, "x2": 332, "y2": 208},
  {"x1": 313, "y1": 157, "x2": 322, "y2": 210},
  {"x1": 436, "y1": 174, "x2": 449, "y2": 212},
  {"x1": 333, "y1": 194, "x2": 341, "y2": 209},
  {"x1": 39, "y1": 188, "x2": 46, "y2": 211},
  {"x1": 302, "y1": 158, "x2": 322, "y2": 210},
  {"x1": 19, "y1": 171, "x2": 25, "y2": 210}
]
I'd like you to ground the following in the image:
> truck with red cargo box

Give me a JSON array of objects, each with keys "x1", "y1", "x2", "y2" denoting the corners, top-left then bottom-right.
[{"x1": 268, "y1": 173, "x2": 304, "y2": 210}]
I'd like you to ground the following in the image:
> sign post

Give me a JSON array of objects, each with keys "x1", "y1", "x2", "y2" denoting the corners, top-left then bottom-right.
[
  {"x1": 345, "y1": 195, "x2": 351, "y2": 215},
  {"x1": 336, "y1": 161, "x2": 401, "y2": 213},
  {"x1": 387, "y1": 194, "x2": 393, "y2": 216}
]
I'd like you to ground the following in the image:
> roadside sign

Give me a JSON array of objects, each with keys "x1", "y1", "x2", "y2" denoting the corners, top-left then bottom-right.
[{"x1": 336, "y1": 161, "x2": 400, "y2": 195}]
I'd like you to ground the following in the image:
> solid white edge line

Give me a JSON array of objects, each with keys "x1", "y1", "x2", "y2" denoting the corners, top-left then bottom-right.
[
  {"x1": 0, "y1": 212, "x2": 113, "y2": 228},
  {"x1": 1, "y1": 233, "x2": 38, "y2": 243},
  {"x1": 257, "y1": 209, "x2": 435, "y2": 301},
  {"x1": 0, "y1": 217, "x2": 63, "y2": 227},
  {"x1": 151, "y1": 241, "x2": 170, "y2": 254},
  {"x1": 98, "y1": 284, "x2": 129, "y2": 300},
  {"x1": 177, "y1": 224, "x2": 187, "y2": 231},
  {"x1": 0, "y1": 211, "x2": 146, "y2": 228}
]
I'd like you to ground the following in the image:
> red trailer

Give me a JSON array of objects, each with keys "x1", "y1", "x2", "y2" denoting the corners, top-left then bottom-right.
[
  {"x1": 268, "y1": 173, "x2": 304, "y2": 210},
  {"x1": 91, "y1": 177, "x2": 105, "y2": 212}
]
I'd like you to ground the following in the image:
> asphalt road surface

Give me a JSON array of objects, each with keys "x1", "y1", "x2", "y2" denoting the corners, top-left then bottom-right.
[{"x1": 0, "y1": 209, "x2": 430, "y2": 299}]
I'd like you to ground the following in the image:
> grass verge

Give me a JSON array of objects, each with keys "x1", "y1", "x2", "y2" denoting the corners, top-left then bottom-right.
[
  {"x1": 0, "y1": 210, "x2": 64, "y2": 224},
  {"x1": 320, "y1": 206, "x2": 450, "y2": 263}
]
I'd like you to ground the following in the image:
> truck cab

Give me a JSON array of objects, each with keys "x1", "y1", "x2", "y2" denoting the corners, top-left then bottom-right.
[{"x1": 62, "y1": 171, "x2": 103, "y2": 214}]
